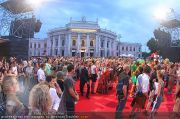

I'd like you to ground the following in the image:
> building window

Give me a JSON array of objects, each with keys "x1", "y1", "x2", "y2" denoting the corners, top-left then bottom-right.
[
  {"x1": 38, "y1": 43, "x2": 40, "y2": 48},
  {"x1": 116, "y1": 46, "x2": 118, "y2": 50},
  {"x1": 62, "y1": 40, "x2": 65, "y2": 46},
  {"x1": 50, "y1": 49, "x2": 52, "y2": 56},
  {"x1": 90, "y1": 40, "x2": 94, "y2": 46},
  {"x1": 44, "y1": 43, "x2": 47, "y2": 48},
  {"x1": 62, "y1": 50, "x2": 64, "y2": 56},
  {"x1": 139, "y1": 47, "x2": 141, "y2": 52},
  {"x1": 51, "y1": 40, "x2": 53, "y2": 47},
  {"x1": 72, "y1": 40, "x2": 76, "y2": 46},
  {"x1": 30, "y1": 43, "x2": 32, "y2": 48},
  {"x1": 38, "y1": 51, "x2": 40, "y2": 56},
  {"x1": 81, "y1": 40, "x2": 85, "y2": 47},
  {"x1": 55, "y1": 49, "x2": 58, "y2": 55},
  {"x1": 126, "y1": 46, "x2": 128, "y2": 51},
  {"x1": 55, "y1": 39, "x2": 58, "y2": 47},
  {"x1": 130, "y1": 47, "x2": 132, "y2": 51},
  {"x1": 101, "y1": 50, "x2": 104, "y2": 57},
  {"x1": 101, "y1": 40, "x2": 104, "y2": 48},
  {"x1": 34, "y1": 43, "x2": 36, "y2": 48},
  {"x1": 107, "y1": 42, "x2": 109, "y2": 48},
  {"x1": 139, "y1": 54, "x2": 141, "y2": 58},
  {"x1": 133, "y1": 47, "x2": 135, "y2": 51},
  {"x1": 122, "y1": 47, "x2": 124, "y2": 51}
]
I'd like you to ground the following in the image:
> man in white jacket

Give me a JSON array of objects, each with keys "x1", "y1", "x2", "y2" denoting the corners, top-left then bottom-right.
[{"x1": 46, "y1": 75, "x2": 61, "y2": 112}]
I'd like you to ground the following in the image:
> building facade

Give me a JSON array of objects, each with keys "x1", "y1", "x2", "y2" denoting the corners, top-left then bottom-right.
[{"x1": 29, "y1": 18, "x2": 142, "y2": 58}]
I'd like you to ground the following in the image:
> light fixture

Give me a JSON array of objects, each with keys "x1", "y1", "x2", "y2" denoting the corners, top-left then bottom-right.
[
  {"x1": 26, "y1": 0, "x2": 43, "y2": 8},
  {"x1": 153, "y1": 6, "x2": 170, "y2": 21}
]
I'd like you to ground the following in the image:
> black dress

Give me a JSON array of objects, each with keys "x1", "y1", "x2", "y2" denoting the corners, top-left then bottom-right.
[{"x1": 57, "y1": 79, "x2": 64, "y2": 92}]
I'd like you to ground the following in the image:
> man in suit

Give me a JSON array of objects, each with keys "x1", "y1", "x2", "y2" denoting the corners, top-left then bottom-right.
[{"x1": 79, "y1": 62, "x2": 90, "y2": 99}]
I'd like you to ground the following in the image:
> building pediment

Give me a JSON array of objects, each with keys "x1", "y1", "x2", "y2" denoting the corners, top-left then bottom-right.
[{"x1": 66, "y1": 21, "x2": 100, "y2": 30}]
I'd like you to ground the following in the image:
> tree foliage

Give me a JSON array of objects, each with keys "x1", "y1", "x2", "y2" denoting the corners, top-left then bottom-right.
[{"x1": 147, "y1": 37, "x2": 158, "y2": 53}]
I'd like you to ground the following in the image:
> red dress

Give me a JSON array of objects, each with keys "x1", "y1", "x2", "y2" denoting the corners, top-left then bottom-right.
[{"x1": 97, "y1": 69, "x2": 110, "y2": 94}]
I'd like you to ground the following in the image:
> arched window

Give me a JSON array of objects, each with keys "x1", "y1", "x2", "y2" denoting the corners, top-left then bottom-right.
[
  {"x1": 122, "y1": 47, "x2": 124, "y2": 51},
  {"x1": 81, "y1": 40, "x2": 85, "y2": 47},
  {"x1": 90, "y1": 40, "x2": 94, "y2": 46},
  {"x1": 133, "y1": 47, "x2": 135, "y2": 51},
  {"x1": 72, "y1": 40, "x2": 76, "y2": 46},
  {"x1": 62, "y1": 40, "x2": 65, "y2": 46},
  {"x1": 38, "y1": 43, "x2": 40, "y2": 48},
  {"x1": 126, "y1": 46, "x2": 128, "y2": 51},
  {"x1": 107, "y1": 41, "x2": 109, "y2": 48},
  {"x1": 101, "y1": 40, "x2": 104, "y2": 47},
  {"x1": 55, "y1": 39, "x2": 58, "y2": 46}
]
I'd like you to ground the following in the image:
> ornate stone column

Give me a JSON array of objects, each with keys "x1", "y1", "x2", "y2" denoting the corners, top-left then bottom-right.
[
  {"x1": 95, "y1": 34, "x2": 99, "y2": 57},
  {"x1": 52, "y1": 36, "x2": 55, "y2": 56},
  {"x1": 104, "y1": 37, "x2": 107, "y2": 57},
  {"x1": 68, "y1": 33, "x2": 72, "y2": 56},
  {"x1": 77, "y1": 33, "x2": 81, "y2": 56},
  {"x1": 109, "y1": 40, "x2": 112, "y2": 56},
  {"x1": 58, "y1": 35, "x2": 61, "y2": 56},
  {"x1": 86, "y1": 33, "x2": 90, "y2": 57}
]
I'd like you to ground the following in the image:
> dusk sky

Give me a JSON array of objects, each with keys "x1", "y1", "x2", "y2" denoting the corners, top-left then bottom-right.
[{"x1": 33, "y1": 0, "x2": 180, "y2": 51}]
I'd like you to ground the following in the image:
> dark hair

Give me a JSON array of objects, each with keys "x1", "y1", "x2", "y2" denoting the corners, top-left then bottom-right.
[
  {"x1": 67, "y1": 64, "x2": 74, "y2": 72},
  {"x1": 40, "y1": 63, "x2": 45, "y2": 68},
  {"x1": 46, "y1": 75, "x2": 56, "y2": 83},
  {"x1": 138, "y1": 66, "x2": 143, "y2": 74},
  {"x1": 143, "y1": 65, "x2": 151, "y2": 74}
]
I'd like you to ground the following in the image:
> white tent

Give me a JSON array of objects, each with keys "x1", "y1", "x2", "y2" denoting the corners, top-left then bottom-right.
[
  {"x1": 127, "y1": 54, "x2": 134, "y2": 57},
  {"x1": 120, "y1": 54, "x2": 128, "y2": 57}
]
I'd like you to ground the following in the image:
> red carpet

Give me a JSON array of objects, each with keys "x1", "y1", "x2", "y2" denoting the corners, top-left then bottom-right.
[{"x1": 75, "y1": 80, "x2": 175, "y2": 112}]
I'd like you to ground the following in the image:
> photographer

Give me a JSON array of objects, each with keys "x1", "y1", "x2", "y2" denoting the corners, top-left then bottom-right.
[{"x1": 116, "y1": 65, "x2": 130, "y2": 114}]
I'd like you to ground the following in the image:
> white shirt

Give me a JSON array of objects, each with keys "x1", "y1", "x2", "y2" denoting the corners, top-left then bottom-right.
[
  {"x1": 37, "y1": 68, "x2": 46, "y2": 82},
  {"x1": 26, "y1": 66, "x2": 33, "y2": 75},
  {"x1": 49, "y1": 88, "x2": 60, "y2": 111},
  {"x1": 91, "y1": 65, "x2": 96, "y2": 74},
  {"x1": 154, "y1": 82, "x2": 159, "y2": 95},
  {"x1": 137, "y1": 73, "x2": 150, "y2": 93},
  {"x1": 11, "y1": 66, "x2": 18, "y2": 76}
]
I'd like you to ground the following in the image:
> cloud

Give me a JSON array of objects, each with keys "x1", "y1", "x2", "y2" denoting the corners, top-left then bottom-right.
[{"x1": 33, "y1": 0, "x2": 180, "y2": 51}]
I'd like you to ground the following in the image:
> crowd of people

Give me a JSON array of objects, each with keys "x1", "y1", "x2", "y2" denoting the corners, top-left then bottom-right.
[{"x1": 0, "y1": 56, "x2": 179, "y2": 119}]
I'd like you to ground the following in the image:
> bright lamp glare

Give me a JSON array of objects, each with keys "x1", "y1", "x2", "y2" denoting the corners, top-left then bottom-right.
[
  {"x1": 153, "y1": 6, "x2": 170, "y2": 21},
  {"x1": 26, "y1": 0, "x2": 43, "y2": 8}
]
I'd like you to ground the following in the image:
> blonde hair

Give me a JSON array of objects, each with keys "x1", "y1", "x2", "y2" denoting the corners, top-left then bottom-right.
[
  {"x1": 157, "y1": 70, "x2": 165, "y2": 79},
  {"x1": 2, "y1": 75, "x2": 18, "y2": 94},
  {"x1": 29, "y1": 82, "x2": 52, "y2": 113}
]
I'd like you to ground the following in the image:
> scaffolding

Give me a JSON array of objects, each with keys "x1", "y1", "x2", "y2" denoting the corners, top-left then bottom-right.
[
  {"x1": 160, "y1": 9, "x2": 180, "y2": 47},
  {"x1": 0, "y1": 0, "x2": 35, "y2": 38}
]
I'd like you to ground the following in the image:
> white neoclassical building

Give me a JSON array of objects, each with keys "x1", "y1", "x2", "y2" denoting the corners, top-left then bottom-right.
[{"x1": 29, "y1": 18, "x2": 142, "y2": 58}]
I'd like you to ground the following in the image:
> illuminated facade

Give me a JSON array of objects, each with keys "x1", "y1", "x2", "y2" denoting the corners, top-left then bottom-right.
[{"x1": 29, "y1": 18, "x2": 142, "y2": 58}]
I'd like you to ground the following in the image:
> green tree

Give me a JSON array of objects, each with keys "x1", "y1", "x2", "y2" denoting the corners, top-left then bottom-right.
[{"x1": 147, "y1": 37, "x2": 158, "y2": 53}]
